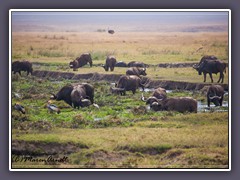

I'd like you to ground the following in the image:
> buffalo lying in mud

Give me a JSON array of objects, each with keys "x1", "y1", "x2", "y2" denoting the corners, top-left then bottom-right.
[
  {"x1": 141, "y1": 87, "x2": 167, "y2": 105},
  {"x1": 102, "y1": 56, "x2": 117, "y2": 71},
  {"x1": 148, "y1": 97, "x2": 197, "y2": 113},
  {"x1": 69, "y1": 53, "x2": 93, "y2": 71},
  {"x1": 193, "y1": 59, "x2": 227, "y2": 83},
  {"x1": 128, "y1": 61, "x2": 147, "y2": 68},
  {"x1": 207, "y1": 85, "x2": 225, "y2": 107},
  {"x1": 110, "y1": 87, "x2": 126, "y2": 96},
  {"x1": 115, "y1": 75, "x2": 145, "y2": 94},
  {"x1": 126, "y1": 67, "x2": 147, "y2": 76},
  {"x1": 12, "y1": 60, "x2": 33, "y2": 76},
  {"x1": 50, "y1": 83, "x2": 94, "y2": 108},
  {"x1": 115, "y1": 61, "x2": 128, "y2": 67}
]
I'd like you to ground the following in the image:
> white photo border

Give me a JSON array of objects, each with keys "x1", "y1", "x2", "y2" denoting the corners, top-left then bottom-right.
[{"x1": 9, "y1": 9, "x2": 231, "y2": 171}]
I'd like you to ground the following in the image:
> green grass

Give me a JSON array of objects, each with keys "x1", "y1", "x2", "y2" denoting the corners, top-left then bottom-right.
[
  {"x1": 11, "y1": 76, "x2": 229, "y2": 168},
  {"x1": 11, "y1": 31, "x2": 229, "y2": 169}
]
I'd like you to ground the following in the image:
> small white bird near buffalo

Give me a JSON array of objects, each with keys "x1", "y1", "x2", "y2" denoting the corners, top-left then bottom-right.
[{"x1": 47, "y1": 100, "x2": 60, "y2": 114}]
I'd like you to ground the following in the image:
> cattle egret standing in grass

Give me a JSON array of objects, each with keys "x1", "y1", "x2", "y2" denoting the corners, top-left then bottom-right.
[{"x1": 47, "y1": 100, "x2": 60, "y2": 114}]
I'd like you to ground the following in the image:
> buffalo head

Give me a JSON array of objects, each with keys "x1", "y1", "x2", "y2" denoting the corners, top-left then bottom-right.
[
  {"x1": 208, "y1": 94, "x2": 222, "y2": 106},
  {"x1": 69, "y1": 60, "x2": 78, "y2": 71},
  {"x1": 140, "y1": 68, "x2": 147, "y2": 76}
]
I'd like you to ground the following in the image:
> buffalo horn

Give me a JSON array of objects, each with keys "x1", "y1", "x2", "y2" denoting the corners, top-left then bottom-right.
[
  {"x1": 141, "y1": 93, "x2": 146, "y2": 102},
  {"x1": 208, "y1": 94, "x2": 222, "y2": 100},
  {"x1": 50, "y1": 93, "x2": 57, "y2": 99}
]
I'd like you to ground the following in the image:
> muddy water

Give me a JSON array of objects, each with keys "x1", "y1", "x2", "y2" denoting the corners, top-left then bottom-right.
[
  {"x1": 140, "y1": 88, "x2": 172, "y2": 93},
  {"x1": 197, "y1": 101, "x2": 228, "y2": 112}
]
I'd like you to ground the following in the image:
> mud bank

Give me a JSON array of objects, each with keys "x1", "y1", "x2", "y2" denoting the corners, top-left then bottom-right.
[
  {"x1": 12, "y1": 140, "x2": 88, "y2": 156},
  {"x1": 32, "y1": 70, "x2": 228, "y2": 91},
  {"x1": 157, "y1": 62, "x2": 197, "y2": 68}
]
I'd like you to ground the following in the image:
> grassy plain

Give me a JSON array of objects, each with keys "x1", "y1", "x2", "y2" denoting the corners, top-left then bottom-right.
[
  {"x1": 11, "y1": 31, "x2": 229, "y2": 169},
  {"x1": 12, "y1": 32, "x2": 229, "y2": 64},
  {"x1": 11, "y1": 76, "x2": 229, "y2": 169}
]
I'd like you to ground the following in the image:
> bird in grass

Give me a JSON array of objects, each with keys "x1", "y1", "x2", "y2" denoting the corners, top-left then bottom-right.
[
  {"x1": 47, "y1": 100, "x2": 60, "y2": 114},
  {"x1": 14, "y1": 103, "x2": 26, "y2": 114}
]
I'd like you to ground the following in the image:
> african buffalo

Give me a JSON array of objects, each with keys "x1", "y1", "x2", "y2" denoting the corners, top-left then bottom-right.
[
  {"x1": 50, "y1": 84, "x2": 74, "y2": 106},
  {"x1": 50, "y1": 83, "x2": 94, "y2": 108},
  {"x1": 141, "y1": 87, "x2": 167, "y2": 105},
  {"x1": 110, "y1": 87, "x2": 126, "y2": 96},
  {"x1": 102, "y1": 56, "x2": 117, "y2": 71},
  {"x1": 12, "y1": 60, "x2": 33, "y2": 76},
  {"x1": 115, "y1": 61, "x2": 128, "y2": 67},
  {"x1": 69, "y1": 53, "x2": 92, "y2": 71},
  {"x1": 126, "y1": 67, "x2": 147, "y2": 76},
  {"x1": 108, "y1": 29, "x2": 115, "y2": 34},
  {"x1": 207, "y1": 85, "x2": 225, "y2": 107},
  {"x1": 116, "y1": 75, "x2": 145, "y2": 94},
  {"x1": 128, "y1": 61, "x2": 147, "y2": 68},
  {"x1": 150, "y1": 97, "x2": 197, "y2": 113},
  {"x1": 193, "y1": 55, "x2": 218, "y2": 71},
  {"x1": 193, "y1": 59, "x2": 227, "y2": 83}
]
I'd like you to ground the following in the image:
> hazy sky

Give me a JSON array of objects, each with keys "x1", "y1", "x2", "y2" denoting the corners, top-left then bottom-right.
[{"x1": 11, "y1": 11, "x2": 229, "y2": 32}]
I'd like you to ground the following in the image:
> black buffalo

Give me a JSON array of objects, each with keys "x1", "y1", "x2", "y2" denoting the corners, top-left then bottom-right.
[
  {"x1": 69, "y1": 53, "x2": 93, "y2": 71},
  {"x1": 207, "y1": 85, "x2": 225, "y2": 107},
  {"x1": 141, "y1": 87, "x2": 167, "y2": 105},
  {"x1": 115, "y1": 61, "x2": 128, "y2": 67},
  {"x1": 128, "y1": 61, "x2": 147, "y2": 68},
  {"x1": 126, "y1": 67, "x2": 147, "y2": 76},
  {"x1": 12, "y1": 60, "x2": 33, "y2": 76},
  {"x1": 50, "y1": 83, "x2": 94, "y2": 108},
  {"x1": 193, "y1": 59, "x2": 227, "y2": 83},
  {"x1": 102, "y1": 56, "x2": 117, "y2": 71},
  {"x1": 50, "y1": 84, "x2": 74, "y2": 106},
  {"x1": 116, "y1": 75, "x2": 145, "y2": 94},
  {"x1": 150, "y1": 97, "x2": 197, "y2": 113}
]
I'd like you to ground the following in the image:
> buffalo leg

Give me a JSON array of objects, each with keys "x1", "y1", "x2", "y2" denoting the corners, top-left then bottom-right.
[
  {"x1": 207, "y1": 99, "x2": 211, "y2": 107},
  {"x1": 203, "y1": 73, "x2": 206, "y2": 82},
  {"x1": 220, "y1": 96, "x2": 223, "y2": 106},
  {"x1": 209, "y1": 73, "x2": 213, "y2": 83},
  {"x1": 218, "y1": 72, "x2": 224, "y2": 83}
]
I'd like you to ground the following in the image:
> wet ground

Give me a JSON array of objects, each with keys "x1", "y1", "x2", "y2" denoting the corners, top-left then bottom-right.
[{"x1": 32, "y1": 70, "x2": 228, "y2": 91}]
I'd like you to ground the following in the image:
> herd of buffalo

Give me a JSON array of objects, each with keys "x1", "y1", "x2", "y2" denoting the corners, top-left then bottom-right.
[{"x1": 12, "y1": 54, "x2": 227, "y2": 114}]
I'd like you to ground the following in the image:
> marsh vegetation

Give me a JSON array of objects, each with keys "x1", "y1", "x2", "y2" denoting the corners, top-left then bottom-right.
[{"x1": 11, "y1": 31, "x2": 229, "y2": 169}]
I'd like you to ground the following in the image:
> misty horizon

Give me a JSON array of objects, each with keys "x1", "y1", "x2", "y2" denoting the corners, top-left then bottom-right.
[{"x1": 11, "y1": 11, "x2": 229, "y2": 32}]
